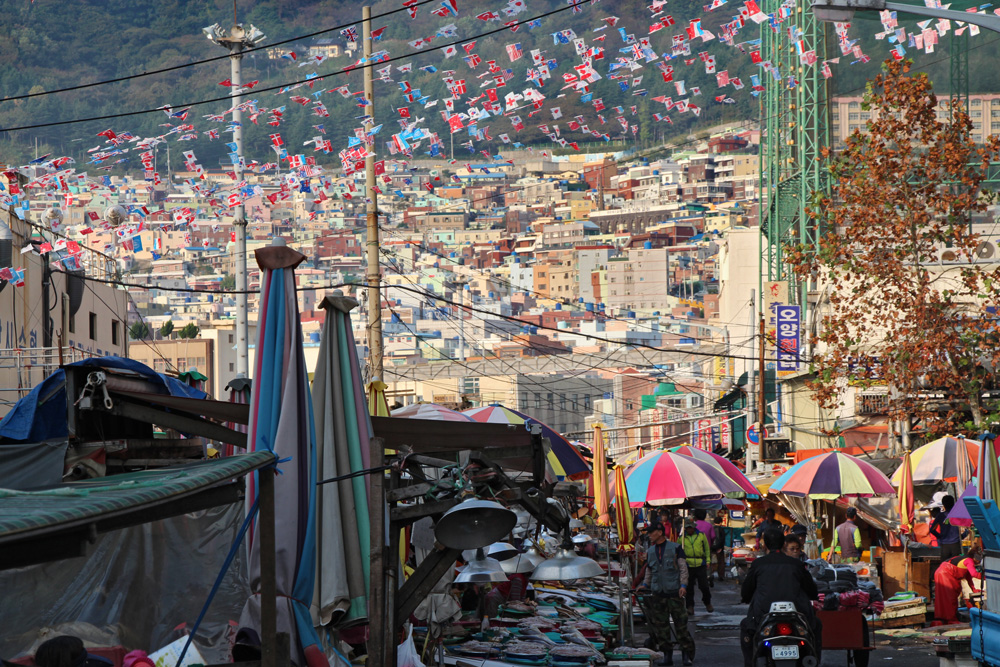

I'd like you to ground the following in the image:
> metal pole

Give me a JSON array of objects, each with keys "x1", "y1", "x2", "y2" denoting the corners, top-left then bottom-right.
[
  {"x1": 363, "y1": 6, "x2": 384, "y2": 382},
  {"x1": 231, "y1": 39, "x2": 250, "y2": 378},
  {"x1": 757, "y1": 314, "x2": 766, "y2": 472},
  {"x1": 260, "y1": 465, "x2": 277, "y2": 667}
]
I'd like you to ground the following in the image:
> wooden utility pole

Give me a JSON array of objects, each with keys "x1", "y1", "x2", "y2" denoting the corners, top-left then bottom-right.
[{"x1": 363, "y1": 6, "x2": 384, "y2": 382}]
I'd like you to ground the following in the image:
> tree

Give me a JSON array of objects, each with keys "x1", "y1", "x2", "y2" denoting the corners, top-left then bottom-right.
[
  {"x1": 787, "y1": 59, "x2": 1000, "y2": 434},
  {"x1": 129, "y1": 321, "x2": 149, "y2": 340},
  {"x1": 178, "y1": 323, "x2": 200, "y2": 339},
  {"x1": 159, "y1": 320, "x2": 174, "y2": 339},
  {"x1": 220, "y1": 274, "x2": 236, "y2": 291}
]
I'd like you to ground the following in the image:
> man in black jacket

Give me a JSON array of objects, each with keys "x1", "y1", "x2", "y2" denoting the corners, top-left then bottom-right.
[{"x1": 739, "y1": 528, "x2": 820, "y2": 667}]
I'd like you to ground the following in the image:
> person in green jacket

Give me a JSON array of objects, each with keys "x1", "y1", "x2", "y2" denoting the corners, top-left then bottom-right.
[{"x1": 681, "y1": 521, "x2": 713, "y2": 614}]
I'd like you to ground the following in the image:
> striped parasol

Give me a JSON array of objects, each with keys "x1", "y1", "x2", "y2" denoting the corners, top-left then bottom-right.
[
  {"x1": 668, "y1": 444, "x2": 760, "y2": 497},
  {"x1": 624, "y1": 450, "x2": 746, "y2": 506},
  {"x1": 463, "y1": 404, "x2": 591, "y2": 481},
  {"x1": 890, "y1": 436, "x2": 979, "y2": 487},
  {"x1": 770, "y1": 451, "x2": 895, "y2": 499},
  {"x1": 613, "y1": 465, "x2": 635, "y2": 551},
  {"x1": 392, "y1": 402, "x2": 473, "y2": 421},
  {"x1": 592, "y1": 424, "x2": 611, "y2": 526},
  {"x1": 897, "y1": 450, "x2": 915, "y2": 535}
]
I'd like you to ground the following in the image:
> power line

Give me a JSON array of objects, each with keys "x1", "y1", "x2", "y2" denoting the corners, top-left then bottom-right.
[
  {"x1": 0, "y1": 1, "x2": 593, "y2": 133},
  {"x1": 0, "y1": 0, "x2": 441, "y2": 104}
]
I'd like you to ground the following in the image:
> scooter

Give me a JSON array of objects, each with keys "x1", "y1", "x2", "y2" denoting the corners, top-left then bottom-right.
[{"x1": 752, "y1": 602, "x2": 819, "y2": 667}]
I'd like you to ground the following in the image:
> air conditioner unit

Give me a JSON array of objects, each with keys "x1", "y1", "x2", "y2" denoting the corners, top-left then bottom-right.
[
  {"x1": 761, "y1": 438, "x2": 792, "y2": 462},
  {"x1": 977, "y1": 240, "x2": 997, "y2": 260},
  {"x1": 938, "y1": 248, "x2": 960, "y2": 263}
]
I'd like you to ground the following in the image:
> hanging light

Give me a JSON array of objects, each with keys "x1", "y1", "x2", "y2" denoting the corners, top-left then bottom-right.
[
  {"x1": 500, "y1": 551, "x2": 540, "y2": 574},
  {"x1": 455, "y1": 548, "x2": 510, "y2": 583},
  {"x1": 530, "y1": 547, "x2": 605, "y2": 581},
  {"x1": 435, "y1": 498, "x2": 517, "y2": 549},
  {"x1": 487, "y1": 542, "x2": 519, "y2": 560}
]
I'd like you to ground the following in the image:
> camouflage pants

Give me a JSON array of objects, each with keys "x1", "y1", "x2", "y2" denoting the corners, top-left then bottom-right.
[{"x1": 645, "y1": 592, "x2": 696, "y2": 654}]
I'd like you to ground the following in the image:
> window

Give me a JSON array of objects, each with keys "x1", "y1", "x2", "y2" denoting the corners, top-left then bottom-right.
[
  {"x1": 520, "y1": 393, "x2": 529, "y2": 410},
  {"x1": 534, "y1": 393, "x2": 541, "y2": 409},
  {"x1": 229, "y1": 333, "x2": 234, "y2": 343},
  {"x1": 546, "y1": 392, "x2": 554, "y2": 408},
  {"x1": 111, "y1": 320, "x2": 120, "y2": 346},
  {"x1": 88, "y1": 312, "x2": 97, "y2": 340},
  {"x1": 229, "y1": 363, "x2": 235, "y2": 372},
  {"x1": 572, "y1": 393, "x2": 579, "y2": 409},
  {"x1": 560, "y1": 393, "x2": 567, "y2": 409}
]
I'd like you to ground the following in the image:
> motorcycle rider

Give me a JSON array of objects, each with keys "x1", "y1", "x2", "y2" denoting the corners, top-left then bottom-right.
[{"x1": 740, "y1": 528, "x2": 820, "y2": 667}]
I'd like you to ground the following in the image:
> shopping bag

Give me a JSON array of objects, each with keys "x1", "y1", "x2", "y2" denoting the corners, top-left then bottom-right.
[{"x1": 397, "y1": 625, "x2": 426, "y2": 667}]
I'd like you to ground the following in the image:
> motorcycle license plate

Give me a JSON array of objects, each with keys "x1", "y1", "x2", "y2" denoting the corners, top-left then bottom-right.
[{"x1": 771, "y1": 645, "x2": 799, "y2": 660}]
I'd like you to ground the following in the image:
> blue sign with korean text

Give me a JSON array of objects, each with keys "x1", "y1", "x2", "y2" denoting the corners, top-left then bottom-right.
[{"x1": 776, "y1": 305, "x2": 801, "y2": 376}]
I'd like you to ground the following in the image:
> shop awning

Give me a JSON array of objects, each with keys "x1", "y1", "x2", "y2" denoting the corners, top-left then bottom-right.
[{"x1": 0, "y1": 450, "x2": 275, "y2": 570}]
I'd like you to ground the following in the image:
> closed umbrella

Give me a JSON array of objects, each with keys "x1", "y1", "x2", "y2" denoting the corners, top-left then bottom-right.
[
  {"x1": 367, "y1": 377, "x2": 391, "y2": 418},
  {"x1": 463, "y1": 404, "x2": 590, "y2": 480},
  {"x1": 769, "y1": 452, "x2": 895, "y2": 499},
  {"x1": 312, "y1": 291, "x2": 373, "y2": 629},
  {"x1": 624, "y1": 450, "x2": 746, "y2": 506},
  {"x1": 592, "y1": 424, "x2": 611, "y2": 526},
  {"x1": 221, "y1": 376, "x2": 251, "y2": 458},
  {"x1": 978, "y1": 433, "x2": 1000, "y2": 501},
  {"x1": 897, "y1": 450, "x2": 915, "y2": 535},
  {"x1": 613, "y1": 465, "x2": 635, "y2": 551},
  {"x1": 240, "y1": 241, "x2": 328, "y2": 667}
]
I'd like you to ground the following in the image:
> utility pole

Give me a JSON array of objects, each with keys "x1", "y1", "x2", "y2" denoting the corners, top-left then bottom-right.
[
  {"x1": 204, "y1": 20, "x2": 265, "y2": 378},
  {"x1": 363, "y1": 6, "x2": 384, "y2": 382},
  {"x1": 756, "y1": 313, "x2": 766, "y2": 474}
]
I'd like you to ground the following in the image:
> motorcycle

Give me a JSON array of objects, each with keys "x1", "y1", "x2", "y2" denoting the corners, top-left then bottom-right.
[{"x1": 752, "y1": 601, "x2": 819, "y2": 667}]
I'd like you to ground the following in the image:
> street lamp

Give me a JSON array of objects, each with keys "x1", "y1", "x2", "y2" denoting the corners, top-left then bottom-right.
[
  {"x1": 204, "y1": 20, "x2": 266, "y2": 379},
  {"x1": 812, "y1": 0, "x2": 1000, "y2": 31}
]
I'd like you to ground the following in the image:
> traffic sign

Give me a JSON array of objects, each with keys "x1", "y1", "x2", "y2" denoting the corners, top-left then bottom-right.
[{"x1": 746, "y1": 423, "x2": 768, "y2": 445}]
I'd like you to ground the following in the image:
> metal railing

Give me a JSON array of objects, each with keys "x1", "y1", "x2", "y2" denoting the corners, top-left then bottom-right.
[{"x1": 0, "y1": 346, "x2": 102, "y2": 413}]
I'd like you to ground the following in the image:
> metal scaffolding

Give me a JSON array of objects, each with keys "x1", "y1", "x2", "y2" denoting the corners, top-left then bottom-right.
[{"x1": 759, "y1": 0, "x2": 830, "y2": 323}]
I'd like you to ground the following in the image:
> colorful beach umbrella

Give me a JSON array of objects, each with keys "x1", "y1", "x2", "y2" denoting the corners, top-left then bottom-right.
[
  {"x1": 769, "y1": 452, "x2": 895, "y2": 499},
  {"x1": 897, "y1": 450, "x2": 915, "y2": 535},
  {"x1": 613, "y1": 465, "x2": 635, "y2": 551},
  {"x1": 669, "y1": 444, "x2": 760, "y2": 497},
  {"x1": 592, "y1": 424, "x2": 611, "y2": 526},
  {"x1": 623, "y1": 450, "x2": 746, "y2": 506},
  {"x1": 240, "y1": 242, "x2": 328, "y2": 667},
  {"x1": 890, "y1": 435, "x2": 979, "y2": 487},
  {"x1": 313, "y1": 292, "x2": 374, "y2": 629},
  {"x1": 463, "y1": 404, "x2": 590, "y2": 481},
  {"x1": 393, "y1": 402, "x2": 473, "y2": 421}
]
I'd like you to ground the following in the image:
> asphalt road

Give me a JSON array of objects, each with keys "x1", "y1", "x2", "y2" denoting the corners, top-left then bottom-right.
[{"x1": 632, "y1": 575, "x2": 943, "y2": 667}]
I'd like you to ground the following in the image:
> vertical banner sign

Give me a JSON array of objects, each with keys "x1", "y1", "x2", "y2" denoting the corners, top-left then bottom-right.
[
  {"x1": 776, "y1": 305, "x2": 801, "y2": 376},
  {"x1": 696, "y1": 418, "x2": 713, "y2": 450},
  {"x1": 719, "y1": 421, "x2": 732, "y2": 452},
  {"x1": 763, "y1": 281, "x2": 788, "y2": 371}
]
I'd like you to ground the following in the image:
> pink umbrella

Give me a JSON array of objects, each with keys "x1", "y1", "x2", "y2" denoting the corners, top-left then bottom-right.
[
  {"x1": 669, "y1": 444, "x2": 760, "y2": 497},
  {"x1": 624, "y1": 450, "x2": 746, "y2": 506},
  {"x1": 391, "y1": 403, "x2": 474, "y2": 421}
]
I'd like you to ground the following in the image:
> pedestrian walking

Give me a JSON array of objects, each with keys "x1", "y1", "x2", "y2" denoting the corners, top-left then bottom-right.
[
  {"x1": 639, "y1": 520, "x2": 696, "y2": 666},
  {"x1": 681, "y1": 521, "x2": 713, "y2": 614}
]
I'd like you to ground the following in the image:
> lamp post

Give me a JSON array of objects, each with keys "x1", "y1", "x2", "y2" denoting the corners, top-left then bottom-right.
[
  {"x1": 812, "y1": 0, "x2": 1000, "y2": 30},
  {"x1": 204, "y1": 20, "x2": 266, "y2": 378}
]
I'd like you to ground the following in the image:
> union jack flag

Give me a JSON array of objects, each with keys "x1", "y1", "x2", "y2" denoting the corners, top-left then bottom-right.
[{"x1": 341, "y1": 26, "x2": 358, "y2": 41}]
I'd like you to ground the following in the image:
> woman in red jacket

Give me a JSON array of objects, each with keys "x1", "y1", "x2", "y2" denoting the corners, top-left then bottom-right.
[{"x1": 934, "y1": 546, "x2": 982, "y2": 624}]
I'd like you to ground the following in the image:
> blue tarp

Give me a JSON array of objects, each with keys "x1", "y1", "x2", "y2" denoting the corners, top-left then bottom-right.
[{"x1": 0, "y1": 356, "x2": 208, "y2": 444}]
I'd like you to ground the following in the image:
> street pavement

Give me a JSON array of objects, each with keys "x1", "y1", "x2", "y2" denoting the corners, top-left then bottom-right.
[{"x1": 632, "y1": 575, "x2": 942, "y2": 667}]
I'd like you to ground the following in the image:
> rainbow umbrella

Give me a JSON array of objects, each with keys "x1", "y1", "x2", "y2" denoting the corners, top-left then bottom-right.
[
  {"x1": 392, "y1": 402, "x2": 473, "y2": 421},
  {"x1": 769, "y1": 452, "x2": 895, "y2": 499},
  {"x1": 890, "y1": 436, "x2": 979, "y2": 487},
  {"x1": 463, "y1": 404, "x2": 590, "y2": 481},
  {"x1": 897, "y1": 450, "x2": 915, "y2": 535},
  {"x1": 592, "y1": 424, "x2": 611, "y2": 526},
  {"x1": 613, "y1": 465, "x2": 636, "y2": 551},
  {"x1": 624, "y1": 450, "x2": 746, "y2": 506},
  {"x1": 669, "y1": 444, "x2": 760, "y2": 497}
]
